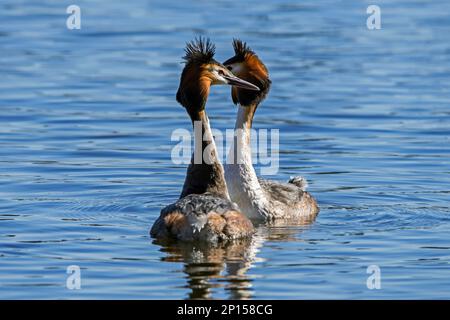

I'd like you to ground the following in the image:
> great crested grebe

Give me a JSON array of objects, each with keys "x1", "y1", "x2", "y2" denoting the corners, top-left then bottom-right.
[
  {"x1": 223, "y1": 39, "x2": 319, "y2": 221},
  {"x1": 151, "y1": 38, "x2": 259, "y2": 241}
]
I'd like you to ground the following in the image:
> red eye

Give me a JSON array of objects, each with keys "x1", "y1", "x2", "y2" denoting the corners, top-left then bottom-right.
[{"x1": 218, "y1": 69, "x2": 225, "y2": 76}]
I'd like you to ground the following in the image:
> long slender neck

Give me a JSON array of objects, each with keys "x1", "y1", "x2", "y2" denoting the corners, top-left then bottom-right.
[
  {"x1": 226, "y1": 104, "x2": 268, "y2": 219},
  {"x1": 180, "y1": 109, "x2": 229, "y2": 199},
  {"x1": 230, "y1": 104, "x2": 257, "y2": 167}
]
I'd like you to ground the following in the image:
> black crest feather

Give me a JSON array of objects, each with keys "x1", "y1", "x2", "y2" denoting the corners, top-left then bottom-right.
[
  {"x1": 232, "y1": 39, "x2": 255, "y2": 60},
  {"x1": 183, "y1": 37, "x2": 216, "y2": 64}
]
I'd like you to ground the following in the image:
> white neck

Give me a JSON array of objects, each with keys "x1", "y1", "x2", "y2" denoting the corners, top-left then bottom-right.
[{"x1": 225, "y1": 105, "x2": 268, "y2": 219}]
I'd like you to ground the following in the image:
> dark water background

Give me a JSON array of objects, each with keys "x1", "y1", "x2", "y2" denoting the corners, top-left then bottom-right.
[{"x1": 0, "y1": 0, "x2": 449, "y2": 299}]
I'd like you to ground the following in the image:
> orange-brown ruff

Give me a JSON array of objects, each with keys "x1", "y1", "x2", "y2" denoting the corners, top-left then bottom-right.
[
  {"x1": 151, "y1": 38, "x2": 254, "y2": 241},
  {"x1": 223, "y1": 39, "x2": 319, "y2": 222}
]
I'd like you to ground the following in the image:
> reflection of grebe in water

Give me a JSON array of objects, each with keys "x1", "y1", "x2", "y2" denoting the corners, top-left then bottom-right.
[
  {"x1": 150, "y1": 38, "x2": 259, "y2": 241},
  {"x1": 223, "y1": 40, "x2": 319, "y2": 222},
  {"x1": 155, "y1": 237, "x2": 258, "y2": 299},
  {"x1": 153, "y1": 220, "x2": 314, "y2": 299}
]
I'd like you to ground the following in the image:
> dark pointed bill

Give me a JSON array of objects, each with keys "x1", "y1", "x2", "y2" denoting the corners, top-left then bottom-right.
[{"x1": 223, "y1": 75, "x2": 260, "y2": 91}]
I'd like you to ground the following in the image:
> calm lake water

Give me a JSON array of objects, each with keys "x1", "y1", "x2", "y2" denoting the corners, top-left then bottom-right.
[{"x1": 1, "y1": 0, "x2": 449, "y2": 299}]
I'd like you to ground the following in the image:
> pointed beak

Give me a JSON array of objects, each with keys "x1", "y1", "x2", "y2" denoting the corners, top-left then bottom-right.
[{"x1": 223, "y1": 74, "x2": 260, "y2": 91}]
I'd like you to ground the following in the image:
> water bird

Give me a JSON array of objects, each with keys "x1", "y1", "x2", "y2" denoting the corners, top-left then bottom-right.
[
  {"x1": 151, "y1": 38, "x2": 259, "y2": 241},
  {"x1": 223, "y1": 39, "x2": 319, "y2": 221}
]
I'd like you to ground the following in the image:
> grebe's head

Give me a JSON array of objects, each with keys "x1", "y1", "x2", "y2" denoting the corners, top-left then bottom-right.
[
  {"x1": 223, "y1": 39, "x2": 271, "y2": 107},
  {"x1": 176, "y1": 37, "x2": 259, "y2": 113}
]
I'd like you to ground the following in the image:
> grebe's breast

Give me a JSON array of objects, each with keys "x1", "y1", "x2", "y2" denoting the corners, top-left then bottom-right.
[{"x1": 225, "y1": 163, "x2": 268, "y2": 220}]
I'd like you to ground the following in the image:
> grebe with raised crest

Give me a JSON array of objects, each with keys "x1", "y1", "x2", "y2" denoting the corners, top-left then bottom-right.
[
  {"x1": 223, "y1": 39, "x2": 319, "y2": 222},
  {"x1": 151, "y1": 38, "x2": 259, "y2": 241}
]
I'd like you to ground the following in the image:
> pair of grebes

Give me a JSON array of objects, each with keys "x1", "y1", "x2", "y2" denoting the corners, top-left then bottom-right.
[{"x1": 151, "y1": 38, "x2": 319, "y2": 241}]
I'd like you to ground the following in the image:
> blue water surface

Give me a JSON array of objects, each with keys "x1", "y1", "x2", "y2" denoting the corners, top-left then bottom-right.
[{"x1": 0, "y1": 0, "x2": 449, "y2": 299}]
